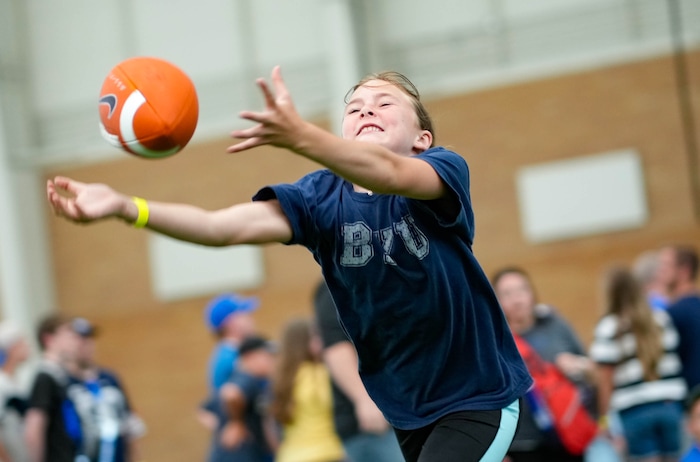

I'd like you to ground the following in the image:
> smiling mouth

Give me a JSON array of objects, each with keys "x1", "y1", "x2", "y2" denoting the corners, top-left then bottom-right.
[{"x1": 357, "y1": 125, "x2": 383, "y2": 136}]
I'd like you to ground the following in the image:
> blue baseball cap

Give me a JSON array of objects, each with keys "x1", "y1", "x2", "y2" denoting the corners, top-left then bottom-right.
[
  {"x1": 205, "y1": 293, "x2": 259, "y2": 332},
  {"x1": 71, "y1": 317, "x2": 98, "y2": 338}
]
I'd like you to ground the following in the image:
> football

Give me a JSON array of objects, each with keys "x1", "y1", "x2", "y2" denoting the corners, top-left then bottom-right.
[{"x1": 98, "y1": 56, "x2": 199, "y2": 158}]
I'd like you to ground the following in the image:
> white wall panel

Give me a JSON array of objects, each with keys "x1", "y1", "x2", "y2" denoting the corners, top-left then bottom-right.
[
  {"x1": 248, "y1": 0, "x2": 326, "y2": 68},
  {"x1": 379, "y1": 0, "x2": 493, "y2": 44},
  {"x1": 502, "y1": 0, "x2": 615, "y2": 21},
  {"x1": 28, "y1": 0, "x2": 126, "y2": 112},
  {"x1": 14, "y1": 0, "x2": 700, "y2": 165},
  {"x1": 132, "y1": 0, "x2": 243, "y2": 78},
  {"x1": 0, "y1": 0, "x2": 22, "y2": 68},
  {"x1": 516, "y1": 149, "x2": 648, "y2": 243},
  {"x1": 148, "y1": 236, "x2": 265, "y2": 302}
]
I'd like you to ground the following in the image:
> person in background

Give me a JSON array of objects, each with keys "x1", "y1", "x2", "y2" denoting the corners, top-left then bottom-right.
[
  {"x1": 205, "y1": 293, "x2": 260, "y2": 392},
  {"x1": 590, "y1": 266, "x2": 686, "y2": 462},
  {"x1": 208, "y1": 335, "x2": 276, "y2": 462},
  {"x1": 665, "y1": 245, "x2": 700, "y2": 391},
  {"x1": 269, "y1": 317, "x2": 345, "y2": 462},
  {"x1": 24, "y1": 314, "x2": 82, "y2": 462},
  {"x1": 633, "y1": 249, "x2": 673, "y2": 311},
  {"x1": 681, "y1": 385, "x2": 700, "y2": 462},
  {"x1": 491, "y1": 267, "x2": 598, "y2": 462},
  {"x1": 66, "y1": 317, "x2": 146, "y2": 462},
  {"x1": 313, "y1": 280, "x2": 403, "y2": 462},
  {"x1": 199, "y1": 294, "x2": 260, "y2": 445},
  {"x1": 0, "y1": 321, "x2": 31, "y2": 462}
]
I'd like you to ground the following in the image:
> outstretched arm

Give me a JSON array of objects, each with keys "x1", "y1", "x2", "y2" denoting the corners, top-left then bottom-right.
[
  {"x1": 47, "y1": 176, "x2": 292, "y2": 246},
  {"x1": 228, "y1": 66, "x2": 446, "y2": 200}
]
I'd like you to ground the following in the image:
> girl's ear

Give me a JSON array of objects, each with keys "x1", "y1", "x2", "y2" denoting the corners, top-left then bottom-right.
[{"x1": 413, "y1": 130, "x2": 433, "y2": 153}]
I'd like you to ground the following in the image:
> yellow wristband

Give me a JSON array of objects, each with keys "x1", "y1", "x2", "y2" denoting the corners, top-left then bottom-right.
[{"x1": 132, "y1": 197, "x2": 149, "y2": 228}]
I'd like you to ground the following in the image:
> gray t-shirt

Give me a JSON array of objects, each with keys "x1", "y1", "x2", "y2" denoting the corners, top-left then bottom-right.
[
  {"x1": 510, "y1": 305, "x2": 589, "y2": 452},
  {"x1": 520, "y1": 305, "x2": 586, "y2": 363}
]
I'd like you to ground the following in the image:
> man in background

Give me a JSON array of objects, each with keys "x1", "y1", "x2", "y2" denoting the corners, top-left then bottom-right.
[
  {"x1": 24, "y1": 314, "x2": 82, "y2": 462},
  {"x1": 666, "y1": 245, "x2": 700, "y2": 390},
  {"x1": 67, "y1": 317, "x2": 146, "y2": 462},
  {"x1": 313, "y1": 280, "x2": 404, "y2": 462}
]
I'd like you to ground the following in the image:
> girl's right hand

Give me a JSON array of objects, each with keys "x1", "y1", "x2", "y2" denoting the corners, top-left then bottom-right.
[{"x1": 47, "y1": 176, "x2": 130, "y2": 224}]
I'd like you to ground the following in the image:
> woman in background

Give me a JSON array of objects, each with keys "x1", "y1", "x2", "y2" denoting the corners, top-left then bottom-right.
[
  {"x1": 590, "y1": 266, "x2": 686, "y2": 462},
  {"x1": 270, "y1": 318, "x2": 345, "y2": 462}
]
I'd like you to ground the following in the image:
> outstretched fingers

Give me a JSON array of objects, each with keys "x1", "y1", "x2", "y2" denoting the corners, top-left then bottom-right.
[
  {"x1": 227, "y1": 66, "x2": 298, "y2": 154},
  {"x1": 48, "y1": 190, "x2": 80, "y2": 219},
  {"x1": 258, "y1": 78, "x2": 276, "y2": 110},
  {"x1": 270, "y1": 66, "x2": 289, "y2": 101},
  {"x1": 53, "y1": 176, "x2": 85, "y2": 196},
  {"x1": 47, "y1": 176, "x2": 87, "y2": 221},
  {"x1": 226, "y1": 137, "x2": 264, "y2": 154}
]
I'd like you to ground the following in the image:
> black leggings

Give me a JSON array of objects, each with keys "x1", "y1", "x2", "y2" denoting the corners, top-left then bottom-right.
[{"x1": 393, "y1": 401, "x2": 520, "y2": 462}]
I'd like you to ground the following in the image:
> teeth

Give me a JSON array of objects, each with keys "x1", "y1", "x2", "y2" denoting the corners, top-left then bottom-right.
[{"x1": 359, "y1": 126, "x2": 381, "y2": 135}]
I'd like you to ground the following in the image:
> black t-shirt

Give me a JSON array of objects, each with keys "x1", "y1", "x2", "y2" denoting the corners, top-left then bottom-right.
[
  {"x1": 27, "y1": 369, "x2": 77, "y2": 462},
  {"x1": 313, "y1": 281, "x2": 359, "y2": 440}
]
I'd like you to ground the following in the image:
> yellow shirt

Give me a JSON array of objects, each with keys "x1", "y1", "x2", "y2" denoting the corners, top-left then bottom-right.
[{"x1": 275, "y1": 361, "x2": 345, "y2": 462}]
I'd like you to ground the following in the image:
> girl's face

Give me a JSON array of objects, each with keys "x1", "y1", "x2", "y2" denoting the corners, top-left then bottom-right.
[{"x1": 341, "y1": 80, "x2": 431, "y2": 156}]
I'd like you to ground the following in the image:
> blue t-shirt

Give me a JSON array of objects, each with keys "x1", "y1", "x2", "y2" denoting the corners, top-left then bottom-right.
[
  {"x1": 253, "y1": 147, "x2": 532, "y2": 429},
  {"x1": 208, "y1": 342, "x2": 239, "y2": 391},
  {"x1": 667, "y1": 294, "x2": 700, "y2": 389}
]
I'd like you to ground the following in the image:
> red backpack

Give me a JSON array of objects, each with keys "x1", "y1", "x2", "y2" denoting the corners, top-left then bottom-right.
[{"x1": 512, "y1": 334, "x2": 598, "y2": 455}]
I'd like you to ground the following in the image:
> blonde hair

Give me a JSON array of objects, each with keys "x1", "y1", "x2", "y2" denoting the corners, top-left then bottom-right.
[
  {"x1": 345, "y1": 71, "x2": 435, "y2": 148},
  {"x1": 603, "y1": 266, "x2": 664, "y2": 381}
]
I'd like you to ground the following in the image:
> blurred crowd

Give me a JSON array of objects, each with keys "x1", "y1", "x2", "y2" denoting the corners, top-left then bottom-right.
[
  {"x1": 0, "y1": 242, "x2": 697, "y2": 462},
  {"x1": 191, "y1": 242, "x2": 699, "y2": 462},
  {"x1": 0, "y1": 315, "x2": 145, "y2": 462},
  {"x1": 491, "y1": 243, "x2": 700, "y2": 462}
]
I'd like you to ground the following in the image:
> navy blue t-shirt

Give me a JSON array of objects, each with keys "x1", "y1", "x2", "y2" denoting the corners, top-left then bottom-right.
[
  {"x1": 667, "y1": 294, "x2": 700, "y2": 389},
  {"x1": 208, "y1": 370, "x2": 272, "y2": 462},
  {"x1": 253, "y1": 147, "x2": 531, "y2": 429}
]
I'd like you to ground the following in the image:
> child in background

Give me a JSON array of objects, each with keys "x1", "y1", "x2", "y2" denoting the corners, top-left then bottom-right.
[
  {"x1": 209, "y1": 336, "x2": 277, "y2": 462},
  {"x1": 270, "y1": 318, "x2": 344, "y2": 462}
]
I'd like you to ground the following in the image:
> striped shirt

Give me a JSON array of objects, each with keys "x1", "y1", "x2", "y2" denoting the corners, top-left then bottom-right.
[{"x1": 589, "y1": 310, "x2": 686, "y2": 411}]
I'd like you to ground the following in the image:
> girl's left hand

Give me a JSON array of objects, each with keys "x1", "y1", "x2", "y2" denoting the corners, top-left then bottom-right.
[{"x1": 227, "y1": 66, "x2": 305, "y2": 154}]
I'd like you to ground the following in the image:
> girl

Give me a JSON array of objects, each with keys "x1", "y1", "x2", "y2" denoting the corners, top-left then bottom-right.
[
  {"x1": 590, "y1": 266, "x2": 686, "y2": 462},
  {"x1": 47, "y1": 67, "x2": 531, "y2": 461}
]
